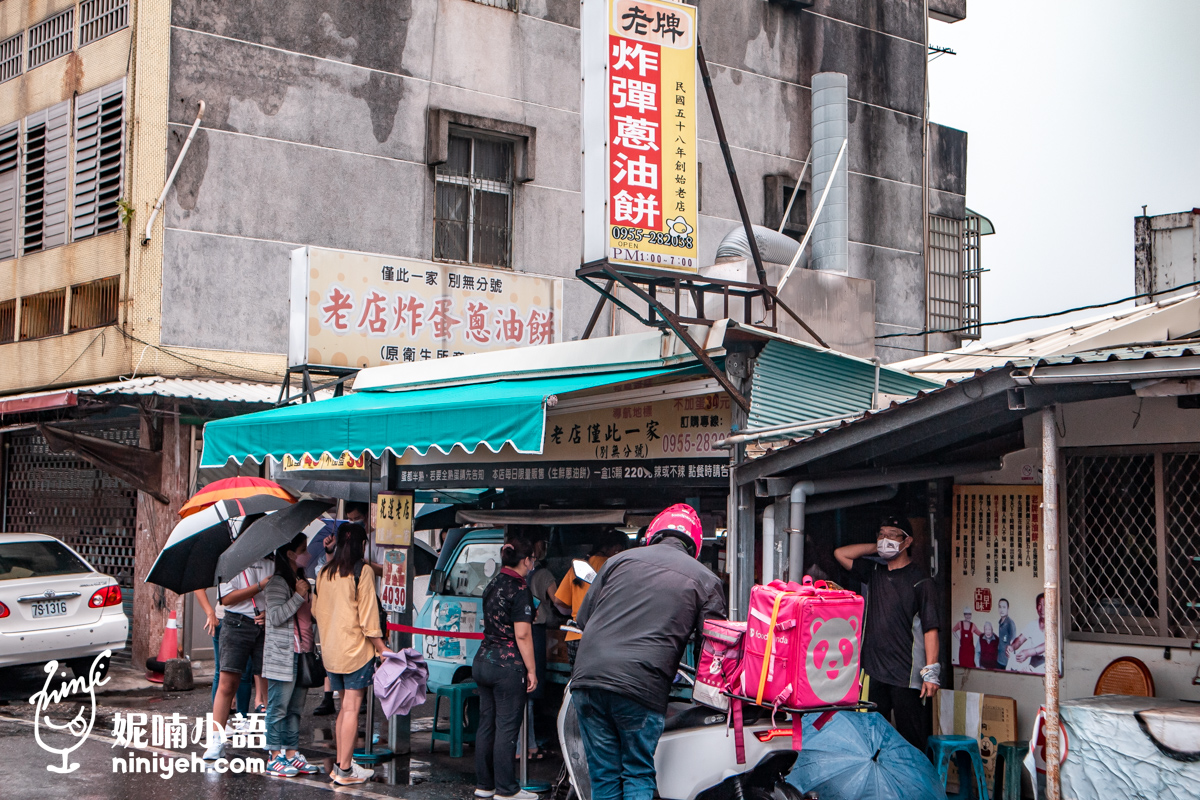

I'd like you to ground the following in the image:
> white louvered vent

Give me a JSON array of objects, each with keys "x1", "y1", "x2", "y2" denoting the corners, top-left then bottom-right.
[
  {"x1": 0, "y1": 122, "x2": 18, "y2": 260},
  {"x1": 23, "y1": 101, "x2": 70, "y2": 253},
  {"x1": 80, "y1": 0, "x2": 129, "y2": 46},
  {"x1": 73, "y1": 79, "x2": 126, "y2": 240},
  {"x1": 28, "y1": 8, "x2": 74, "y2": 70},
  {"x1": 0, "y1": 33, "x2": 21, "y2": 83}
]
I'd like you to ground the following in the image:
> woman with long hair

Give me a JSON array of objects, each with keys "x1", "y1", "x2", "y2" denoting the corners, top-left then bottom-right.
[
  {"x1": 262, "y1": 532, "x2": 320, "y2": 778},
  {"x1": 473, "y1": 537, "x2": 538, "y2": 800},
  {"x1": 311, "y1": 523, "x2": 389, "y2": 786}
]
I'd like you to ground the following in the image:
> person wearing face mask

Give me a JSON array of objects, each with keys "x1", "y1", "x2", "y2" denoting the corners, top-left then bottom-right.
[{"x1": 834, "y1": 514, "x2": 940, "y2": 751}]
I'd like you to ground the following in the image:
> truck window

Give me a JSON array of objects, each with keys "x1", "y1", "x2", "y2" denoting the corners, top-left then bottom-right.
[{"x1": 445, "y1": 542, "x2": 503, "y2": 597}]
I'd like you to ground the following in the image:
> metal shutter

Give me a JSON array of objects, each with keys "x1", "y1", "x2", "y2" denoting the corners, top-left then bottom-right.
[
  {"x1": 0, "y1": 121, "x2": 17, "y2": 260},
  {"x1": 72, "y1": 80, "x2": 124, "y2": 240},
  {"x1": 43, "y1": 101, "x2": 70, "y2": 247},
  {"x1": 22, "y1": 101, "x2": 69, "y2": 252}
]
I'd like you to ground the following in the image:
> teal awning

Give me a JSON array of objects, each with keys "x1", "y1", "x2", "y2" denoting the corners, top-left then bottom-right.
[
  {"x1": 201, "y1": 368, "x2": 675, "y2": 467},
  {"x1": 747, "y1": 341, "x2": 940, "y2": 429}
]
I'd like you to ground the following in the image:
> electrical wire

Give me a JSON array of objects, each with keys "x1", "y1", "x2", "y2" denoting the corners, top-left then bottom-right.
[
  {"x1": 114, "y1": 328, "x2": 286, "y2": 381},
  {"x1": 876, "y1": 279, "x2": 1200, "y2": 339}
]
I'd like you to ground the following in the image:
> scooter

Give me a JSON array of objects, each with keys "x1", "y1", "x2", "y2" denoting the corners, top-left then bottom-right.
[{"x1": 555, "y1": 562, "x2": 804, "y2": 800}]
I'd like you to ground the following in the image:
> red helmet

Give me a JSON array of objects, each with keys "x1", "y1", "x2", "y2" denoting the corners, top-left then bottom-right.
[{"x1": 646, "y1": 503, "x2": 703, "y2": 558}]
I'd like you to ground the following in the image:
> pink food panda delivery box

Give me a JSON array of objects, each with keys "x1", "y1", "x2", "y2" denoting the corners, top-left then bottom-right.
[{"x1": 741, "y1": 577, "x2": 864, "y2": 709}]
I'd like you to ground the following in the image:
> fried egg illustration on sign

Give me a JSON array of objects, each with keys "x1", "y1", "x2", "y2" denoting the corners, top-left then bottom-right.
[
  {"x1": 29, "y1": 650, "x2": 111, "y2": 773},
  {"x1": 805, "y1": 616, "x2": 859, "y2": 704}
]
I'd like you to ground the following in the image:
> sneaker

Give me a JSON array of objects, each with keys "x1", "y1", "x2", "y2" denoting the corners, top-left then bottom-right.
[
  {"x1": 495, "y1": 791, "x2": 538, "y2": 800},
  {"x1": 202, "y1": 735, "x2": 226, "y2": 762},
  {"x1": 313, "y1": 697, "x2": 336, "y2": 716},
  {"x1": 350, "y1": 761, "x2": 374, "y2": 781},
  {"x1": 288, "y1": 753, "x2": 320, "y2": 775},
  {"x1": 265, "y1": 755, "x2": 299, "y2": 778},
  {"x1": 331, "y1": 764, "x2": 367, "y2": 786},
  {"x1": 475, "y1": 790, "x2": 496, "y2": 798}
]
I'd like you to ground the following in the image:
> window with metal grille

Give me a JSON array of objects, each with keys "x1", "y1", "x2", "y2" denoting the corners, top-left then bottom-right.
[
  {"x1": 927, "y1": 214, "x2": 971, "y2": 339},
  {"x1": 28, "y1": 8, "x2": 74, "y2": 70},
  {"x1": 79, "y1": 0, "x2": 128, "y2": 46},
  {"x1": 23, "y1": 101, "x2": 70, "y2": 253},
  {"x1": 0, "y1": 32, "x2": 21, "y2": 83},
  {"x1": 1066, "y1": 448, "x2": 1200, "y2": 644},
  {"x1": 69, "y1": 275, "x2": 119, "y2": 331},
  {"x1": 468, "y1": 0, "x2": 516, "y2": 9},
  {"x1": 19, "y1": 287, "x2": 65, "y2": 339},
  {"x1": 434, "y1": 133, "x2": 514, "y2": 268},
  {"x1": 0, "y1": 121, "x2": 17, "y2": 260},
  {"x1": 72, "y1": 79, "x2": 125, "y2": 240},
  {"x1": 0, "y1": 298, "x2": 14, "y2": 343}
]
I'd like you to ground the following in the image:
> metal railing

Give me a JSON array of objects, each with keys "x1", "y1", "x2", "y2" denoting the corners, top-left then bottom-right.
[{"x1": 19, "y1": 287, "x2": 66, "y2": 340}]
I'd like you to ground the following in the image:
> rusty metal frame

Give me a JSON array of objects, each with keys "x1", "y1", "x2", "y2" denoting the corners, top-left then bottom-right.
[
  {"x1": 578, "y1": 261, "x2": 828, "y2": 413},
  {"x1": 276, "y1": 365, "x2": 358, "y2": 407}
]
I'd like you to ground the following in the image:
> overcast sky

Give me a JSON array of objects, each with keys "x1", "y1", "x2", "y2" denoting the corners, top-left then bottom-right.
[{"x1": 928, "y1": 0, "x2": 1200, "y2": 343}]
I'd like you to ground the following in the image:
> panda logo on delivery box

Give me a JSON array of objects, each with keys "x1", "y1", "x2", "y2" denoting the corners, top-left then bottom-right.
[{"x1": 804, "y1": 615, "x2": 859, "y2": 704}]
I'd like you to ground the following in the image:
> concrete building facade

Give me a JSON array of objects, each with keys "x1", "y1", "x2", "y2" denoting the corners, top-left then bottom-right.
[{"x1": 0, "y1": 0, "x2": 975, "y2": 665}]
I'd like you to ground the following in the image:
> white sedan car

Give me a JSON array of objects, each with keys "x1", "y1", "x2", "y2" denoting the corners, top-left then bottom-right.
[{"x1": 0, "y1": 532, "x2": 128, "y2": 676}]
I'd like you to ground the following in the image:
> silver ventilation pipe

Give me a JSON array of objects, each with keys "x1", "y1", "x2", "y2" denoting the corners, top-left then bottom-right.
[
  {"x1": 810, "y1": 73, "x2": 848, "y2": 273},
  {"x1": 715, "y1": 224, "x2": 806, "y2": 267}
]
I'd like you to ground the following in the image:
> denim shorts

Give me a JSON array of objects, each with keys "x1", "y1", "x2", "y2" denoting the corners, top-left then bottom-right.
[
  {"x1": 218, "y1": 612, "x2": 264, "y2": 675},
  {"x1": 328, "y1": 658, "x2": 376, "y2": 691}
]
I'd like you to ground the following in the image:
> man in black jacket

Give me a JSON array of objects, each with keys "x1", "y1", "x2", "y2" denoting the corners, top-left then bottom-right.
[{"x1": 572, "y1": 504, "x2": 726, "y2": 800}]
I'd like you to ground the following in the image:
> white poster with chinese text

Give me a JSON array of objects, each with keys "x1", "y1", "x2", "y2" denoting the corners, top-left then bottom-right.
[
  {"x1": 290, "y1": 246, "x2": 563, "y2": 369},
  {"x1": 950, "y1": 485, "x2": 1055, "y2": 676}
]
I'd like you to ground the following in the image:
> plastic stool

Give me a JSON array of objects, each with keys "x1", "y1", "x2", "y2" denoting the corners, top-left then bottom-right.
[
  {"x1": 927, "y1": 735, "x2": 989, "y2": 800},
  {"x1": 992, "y1": 740, "x2": 1029, "y2": 800},
  {"x1": 430, "y1": 681, "x2": 479, "y2": 758}
]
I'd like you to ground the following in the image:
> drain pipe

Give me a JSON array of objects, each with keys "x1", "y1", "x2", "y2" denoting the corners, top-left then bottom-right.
[
  {"x1": 143, "y1": 100, "x2": 205, "y2": 245},
  {"x1": 776, "y1": 459, "x2": 1000, "y2": 582},
  {"x1": 787, "y1": 481, "x2": 815, "y2": 583}
]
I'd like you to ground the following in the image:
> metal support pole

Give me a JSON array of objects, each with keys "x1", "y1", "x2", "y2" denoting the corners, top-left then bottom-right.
[
  {"x1": 581, "y1": 280, "x2": 614, "y2": 339},
  {"x1": 1041, "y1": 407, "x2": 1062, "y2": 800},
  {"x1": 697, "y1": 43, "x2": 770, "y2": 294}
]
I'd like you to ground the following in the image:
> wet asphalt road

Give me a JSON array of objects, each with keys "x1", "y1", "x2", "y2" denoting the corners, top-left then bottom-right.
[{"x1": 0, "y1": 663, "x2": 560, "y2": 800}]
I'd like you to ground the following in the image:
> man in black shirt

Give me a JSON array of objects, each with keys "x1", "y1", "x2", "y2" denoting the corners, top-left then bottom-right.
[{"x1": 835, "y1": 514, "x2": 940, "y2": 750}]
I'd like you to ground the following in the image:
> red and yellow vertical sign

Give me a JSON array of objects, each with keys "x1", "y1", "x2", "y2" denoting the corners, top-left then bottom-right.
[{"x1": 607, "y1": 0, "x2": 698, "y2": 273}]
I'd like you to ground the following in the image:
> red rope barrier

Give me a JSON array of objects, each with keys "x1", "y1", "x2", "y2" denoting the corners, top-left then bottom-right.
[{"x1": 387, "y1": 622, "x2": 484, "y2": 640}]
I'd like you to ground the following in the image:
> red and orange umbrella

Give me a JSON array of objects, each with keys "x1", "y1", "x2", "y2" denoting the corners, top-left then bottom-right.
[{"x1": 179, "y1": 476, "x2": 295, "y2": 518}]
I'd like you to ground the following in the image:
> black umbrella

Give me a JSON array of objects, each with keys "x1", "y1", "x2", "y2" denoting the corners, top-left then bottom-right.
[
  {"x1": 146, "y1": 495, "x2": 292, "y2": 594},
  {"x1": 215, "y1": 499, "x2": 334, "y2": 583}
]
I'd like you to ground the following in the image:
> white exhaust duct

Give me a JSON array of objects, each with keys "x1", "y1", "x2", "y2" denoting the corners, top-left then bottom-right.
[{"x1": 810, "y1": 73, "x2": 848, "y2": 273}]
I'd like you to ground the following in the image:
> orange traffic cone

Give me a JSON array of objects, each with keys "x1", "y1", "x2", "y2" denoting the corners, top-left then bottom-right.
[{"x1": 145, "y1": 611, "x2": 180, "y2": 683}]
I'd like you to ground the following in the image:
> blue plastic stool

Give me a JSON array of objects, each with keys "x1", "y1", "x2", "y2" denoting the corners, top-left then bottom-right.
[
  {"x1": 927, "y1": 735, "x2": 989, "y2": 800},
  {"x1": 993, "y1": 740, "x2": 1029, "y2": 800},
  {"x1": 430, "y1": 681, "x2": 479, "y2": 758}
]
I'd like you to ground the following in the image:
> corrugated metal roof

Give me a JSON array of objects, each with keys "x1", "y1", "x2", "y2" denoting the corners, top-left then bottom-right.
[
  {"x1": 743, "y1": 341, "x2": 1200, "y2": 465},
  {"x1": 1011, "y1": 342, "x2": 1200, "y2": 367},
  {"x1": 747, "y1": 340, "x2": 940, "y2": 429},
  {"x1": 895, "y1": 291, "x2": 1200, "y2": 381},
  {"x1": 83, "y1": 377, "x2": 284, "y2": 403},
  {"x1": 0, "y1": 377, "x2": 291, "y2": 414}
]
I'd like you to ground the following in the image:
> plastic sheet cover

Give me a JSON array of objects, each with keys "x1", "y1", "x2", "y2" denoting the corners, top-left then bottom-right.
[{"x1": 1053, "y1": 696, "x2": 1200, "y2": 800}]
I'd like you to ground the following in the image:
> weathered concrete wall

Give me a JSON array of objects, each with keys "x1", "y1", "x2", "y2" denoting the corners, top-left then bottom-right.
[{"x1": 162, "y1": 0, "x2": 950, "y2": 358}]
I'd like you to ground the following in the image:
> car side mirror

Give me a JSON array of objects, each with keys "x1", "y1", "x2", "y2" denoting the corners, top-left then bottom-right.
[{"x1": 573, "y1": 559, "x2": 597, "y2": 584}]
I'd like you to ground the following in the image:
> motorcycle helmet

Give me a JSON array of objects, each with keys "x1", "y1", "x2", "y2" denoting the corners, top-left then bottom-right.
[{"x1": 646, "y1": 503, "x2": 703, "y2": 558}]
